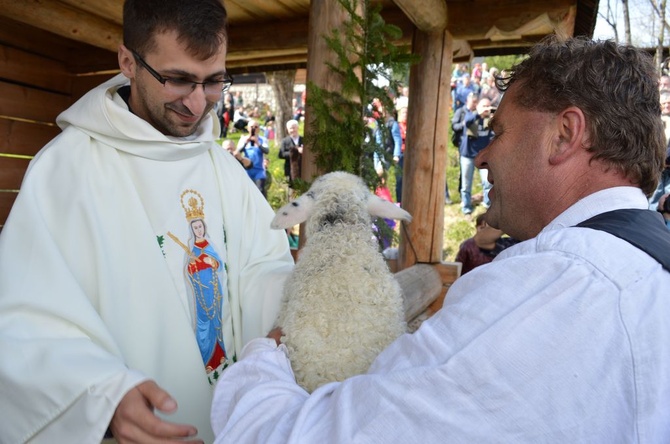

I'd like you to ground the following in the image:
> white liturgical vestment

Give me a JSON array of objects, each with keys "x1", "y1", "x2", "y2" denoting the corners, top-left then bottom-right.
[{"x1": 0, "y1": 74, "x2": 293, "y2": 443}]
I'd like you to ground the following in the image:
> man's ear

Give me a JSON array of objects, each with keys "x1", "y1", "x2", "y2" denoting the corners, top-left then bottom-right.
[
  {"x1": 549, "y1": 106, "x2": 588, "y2": 166},
  {"x1": 118, "y1": 45, "x2": 136, "y2": 79}
]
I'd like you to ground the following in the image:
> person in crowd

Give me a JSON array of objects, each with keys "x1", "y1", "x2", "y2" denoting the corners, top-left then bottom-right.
[
  {"x1": 480, "y1": 73, "x2": 502, "y2": 106},
  {"x1": 233, "y1": 105, "x2": 250, "y2": 133},
  {"x1": 376, "y1": 100, "x2": 402, "y2": 183},
  {"x1": 233, "y1": 90, "x2": 244, "y2": 109},
  {"x1": 451, "y1": 62, "x2": 468, "y2": 81},
  {"x1": 649, "y1": 91, "x2": 670, "y2": 214},
  {"x1": 480, "y1": 61, "x2": 490, "y2": 82},
  {"x1": 210, "y1": 36, "x2": 670, "y2": 442},
  {"x1": 455, "y1": 212, "x2": 518, "y2": 274},
  {"x1": 237, "y1": 119, "x2": 270, "y2": 197},
  {"x1": 394, "y1": 106, "x2": 407, "y2": 204},
  {"x1": 293, "y1": 105, "x2": 304, "y2": 122},
  {"x1": 659, "y1": 74, "x2": 670, "y2": 91},
  {"x1": 453, "y1": 73, "x2": 475, "y2": 110},
  {"x1": 222, "y1": 138, "x2": 251, "y2": 169},
  {"x1": 471, "y1": 62, "x2": 482, "y2": 80},
  {"x1": 660, "y1": 90, "x2": 670, "y2": 142},
  {"x1": 471, "y1": 74, "x2": 482, "y2": 97},
  {"x1": 0, "y1": 1, "x2": 295, "y2": 442},
  {"x1": 649, "y1": 144, "x2": 670, "y2": 216},
  {"x1": 656, "y1": 192, "x2": 670, "y2": 228},
  {"x1": 220, "y1": 90, "x2": 234, "y2": 138},
  {"x1": 278, "y1": 119, "x2": 303, "y2": 188},
  {"x1": 263, "y1": 109, "x2": 275, "y2": 127},
  {"x1": 394, "y1": 85, "x2": 409, "y2": 111},
  {"x1": 454, "y1": 93, "x2": 494, "y2": 215}
]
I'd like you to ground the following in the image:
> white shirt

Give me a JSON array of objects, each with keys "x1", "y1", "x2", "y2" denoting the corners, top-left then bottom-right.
[{"x1": 211, "y1": 187, "x2": 670, "y2": 443}]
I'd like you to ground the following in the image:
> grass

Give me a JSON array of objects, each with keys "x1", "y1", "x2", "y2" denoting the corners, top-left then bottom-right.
[{"x1": 220, "y1": 120, "x2": 485, "y2": 262}]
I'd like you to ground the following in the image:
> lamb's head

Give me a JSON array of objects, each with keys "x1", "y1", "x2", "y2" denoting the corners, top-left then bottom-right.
[{"x1": 270, "y1": 171, "x2": 412, "y2": 236}]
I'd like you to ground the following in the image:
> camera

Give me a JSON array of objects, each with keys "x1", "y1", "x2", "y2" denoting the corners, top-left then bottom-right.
[{"x1": 250, "y1": 127, "x2": 256, "y2": 137}]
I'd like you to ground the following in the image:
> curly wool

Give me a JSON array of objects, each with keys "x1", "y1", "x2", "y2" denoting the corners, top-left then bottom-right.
[{"x1": 273, "y1": 172, "x2": 408, "y2": 393}]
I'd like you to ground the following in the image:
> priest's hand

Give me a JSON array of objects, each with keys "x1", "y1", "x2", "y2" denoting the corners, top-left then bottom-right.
[{"x1": 109, "y1": 380, "x2": 203, "y2": 444}]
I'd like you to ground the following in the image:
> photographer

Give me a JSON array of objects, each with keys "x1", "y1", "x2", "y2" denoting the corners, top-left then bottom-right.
[
  {"x1": 222, "y1": 139, "x2": 251, "y2": 169},
  {"x1": 457, "y1": 95, "x2": 495, "y2": 215},
  {"x1": 237, "y1": 120, "x2": 270, "y2": 197}
]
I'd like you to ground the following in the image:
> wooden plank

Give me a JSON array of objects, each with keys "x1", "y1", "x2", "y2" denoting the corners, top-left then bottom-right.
[
  {"x1": 0, "y1": 17, "x2": 119, "y2": 75},
  {"x1": 396, "y1": 264, "x2": 443, "y2": 322},
  {"x1": 0, "y1": 45, "x2": 71, "y2": 94},
  {"x1": 0, "y1": 156, "x2": 31, "y2": 189},
  {"x1": 0, "y1": 82, "x2": 71, "y2": 124},
  {"x1": 446, "y1": 0, "x2": 575, "y2": 40},
  {"x1": 58, "y1": 0, "x2": 123, "y2": 25},
  {"x1": 393, "y1": 0, "x2": 447, "y2": 32},
  {"x1": 302, "y1": 0, "x2": 352, "y2": 184},
  {"x1": 0, "y1": 119, "x2": 59, "y2": 156},
  {"x1": 0, "y1": 0, "x2": 122, "y2": 53},
  {"x1": 70, "y1": 73, "x2": 117, "y2": 101},
  {"x1": 398, "y1": 29, "x2": 453, "y2": 269},
  {"x1": 0, "y1": 191, "x2": 18, "y2": 229}
]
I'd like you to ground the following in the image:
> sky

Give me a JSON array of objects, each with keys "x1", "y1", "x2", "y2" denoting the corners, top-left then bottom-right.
[{"x1": 592, "y1": 0, "x2": 661, "y2": 46}]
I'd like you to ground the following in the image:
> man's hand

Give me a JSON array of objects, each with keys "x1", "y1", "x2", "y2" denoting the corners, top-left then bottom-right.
[
  {"x1": 109, "y1": 380, "x2": 202, "y2": 444},
  {"x1": 267, "y1": 327, "x2": 284, "y2": 346}
]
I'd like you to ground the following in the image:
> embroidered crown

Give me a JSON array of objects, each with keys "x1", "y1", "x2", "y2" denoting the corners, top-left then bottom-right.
[{"x1": 180, "y1": 189, "x2": 205, "y2": 221}]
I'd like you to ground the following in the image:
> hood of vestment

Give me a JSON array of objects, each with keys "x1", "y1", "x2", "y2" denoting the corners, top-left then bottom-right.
[{"x1": 56, "y1": 73, "x2": 221, "y2": 161}]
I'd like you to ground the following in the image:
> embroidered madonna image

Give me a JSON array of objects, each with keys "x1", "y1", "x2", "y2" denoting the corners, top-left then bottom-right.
[{"x1": 169, "y1": 189, "x2": 232, "y2": 383}]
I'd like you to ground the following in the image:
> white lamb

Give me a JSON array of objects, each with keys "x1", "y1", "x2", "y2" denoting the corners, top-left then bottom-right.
[{"x1": 270, "y1": 171, "x2": 412, "y2": 393}]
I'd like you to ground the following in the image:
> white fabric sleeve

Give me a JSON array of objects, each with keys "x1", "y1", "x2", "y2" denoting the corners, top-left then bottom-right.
[{"x1": 28, "y1": 370, "x2": 148, "y2": 443}]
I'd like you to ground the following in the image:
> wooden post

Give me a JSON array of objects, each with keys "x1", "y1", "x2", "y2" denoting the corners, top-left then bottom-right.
[
  {"x1": 398, "y1": 29, "x2": 453, "y2": 270},
  {"x1": 302, "y1": 0, "x2": 349, "y2": 182}
]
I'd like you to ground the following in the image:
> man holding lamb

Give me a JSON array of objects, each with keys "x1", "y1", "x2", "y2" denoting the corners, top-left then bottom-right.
[{"x1": 211, "y1": 37, "x2": 670, "y2": 443}]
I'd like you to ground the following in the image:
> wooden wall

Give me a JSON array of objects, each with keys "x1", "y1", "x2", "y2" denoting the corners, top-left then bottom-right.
[{"x1": 0, "y1": 42, "x2": 113, "y2": 229}]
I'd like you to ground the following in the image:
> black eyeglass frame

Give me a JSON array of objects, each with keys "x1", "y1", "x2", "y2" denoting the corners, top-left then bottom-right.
[{"x1": 130, "y1": 49, "x2": 233, "y2": 96}]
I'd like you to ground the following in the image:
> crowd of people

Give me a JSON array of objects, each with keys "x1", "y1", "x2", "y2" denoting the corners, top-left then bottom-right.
[
  {"x1": 1, "y1": 0, "x2": 669, "y2": 440},
  {"x1": 652, "y1": 75, "x2": 670, "y2": 228},
  {"x1": 450, "y1": 62, "x2": 502, "y2": 215}
]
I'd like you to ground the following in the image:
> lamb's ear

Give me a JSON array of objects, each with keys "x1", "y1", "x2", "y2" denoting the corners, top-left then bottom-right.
[
  {"x1": 270, "y1": 194, "x2": 315, "y2": 229},
  {"x1": 367, "y1": 195, "x2": 412, "y2": 222}
]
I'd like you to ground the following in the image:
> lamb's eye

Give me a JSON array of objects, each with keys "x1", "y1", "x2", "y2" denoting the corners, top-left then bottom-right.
[{"x1": 291, "y1": 202, "x2": 299, "y2": 207}]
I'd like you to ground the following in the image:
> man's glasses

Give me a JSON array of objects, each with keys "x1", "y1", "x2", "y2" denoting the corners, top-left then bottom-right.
[{"x1": 130, "y1": 49, "x2": 233, "y2": 98}]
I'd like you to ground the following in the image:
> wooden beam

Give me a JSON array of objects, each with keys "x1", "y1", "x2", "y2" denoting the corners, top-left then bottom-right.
[
  {"x1": 452, "y1": 39, "x2": 473, "y2": 61},
  {"x1": 58, "y1": 0, "x2": 123, "y2": 25},
  {"x1": 397, "y1": 262, "x2": 461, "y2": 325},
  {"x1": 391, "y1": 0, "x2": 447, "y2": 33},
  {"x1": 0, "y1": 82, "x2": 71, "y2": 125},
  {"x1": 228, "y1": 18, "x2": 309, "y2": 53},
  {"x1": 0, "y1": 156, "x2": 30, "y2": 190},
  {"x1": 302, "y1": 0, "x2": 352, "y2": 183},
  {"x1": 0, "y1": 46, "x2": 72, "y2": 94},
  {"x1": 399, "y1": 29, "x2": 453, "y2": 269},
  {"x1": 446, "y1": 0, "x2": 575, "y2": 40},
  {"x1": 396, "y1": 264, "x2": 444, "y2": 322},
  {"x1": 0, "y1": 119, "x2": 60, "y2": 156},
  {"x1": 0, "y1": 0, "x2": 575, "y2": 74},
  {"x1": 0, "y1": 0, "x2": 121, "y2": 53},
  {"x1": 0, "y1": 191, "x2": 18, "y2": 229}
]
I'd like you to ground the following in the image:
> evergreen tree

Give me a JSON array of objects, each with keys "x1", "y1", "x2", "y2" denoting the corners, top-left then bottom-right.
[{"x1": 305, "y1": 0, "x2": 417, "y2": 190}]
